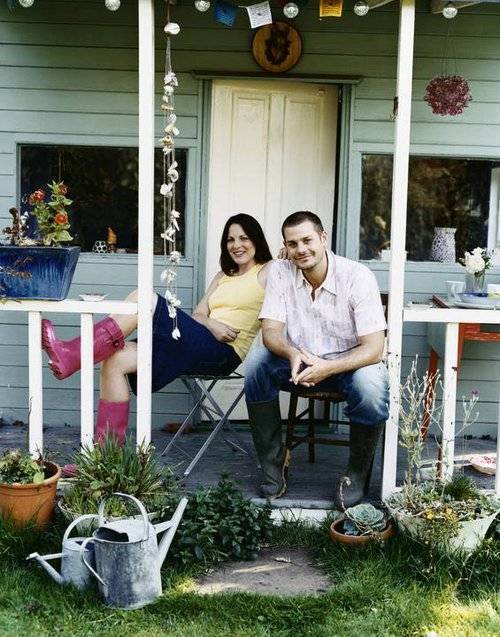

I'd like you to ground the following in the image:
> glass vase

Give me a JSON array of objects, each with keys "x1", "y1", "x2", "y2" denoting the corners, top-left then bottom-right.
[{"x1": 465, "y1": 271, "x2": 486, "y2": 294}]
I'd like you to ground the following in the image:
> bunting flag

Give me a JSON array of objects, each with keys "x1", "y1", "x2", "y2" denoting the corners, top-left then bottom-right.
[
  {"x1": 214, "y1": 0, "x2": 238, "y2": 26},
  {"x1": 319, "y1": 0, "x2": 343, "y2": 17},
  {"x1": 245, "y1": 1, "x2": 272, "y2": 28}
]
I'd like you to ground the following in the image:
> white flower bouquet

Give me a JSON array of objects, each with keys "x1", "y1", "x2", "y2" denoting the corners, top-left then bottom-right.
[{"x1": 460, "y1": 247, "x2": 492, "y2": 275}]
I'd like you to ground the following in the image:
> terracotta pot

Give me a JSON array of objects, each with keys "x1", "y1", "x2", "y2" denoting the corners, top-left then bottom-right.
[
  {"x1": 0, "y1": 461, "x2": 61, "y2": 528},
  {"x1": 329, "y1": 517, "x2": 395, "y2": 545}
]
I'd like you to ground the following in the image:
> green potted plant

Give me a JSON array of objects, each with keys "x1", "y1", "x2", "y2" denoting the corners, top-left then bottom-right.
[
  {"x1": 384, "y1": 361, "x2": 500, "y2": 553},
  {"x1": 0, "y1": 181, "x2": 80, "y2": 300},
  {"x1": 58, "y1": 435, "x2": 177, "y2": 530},
  {"x1": 0, "y1": 449, "x2": 61, "y2": 528},
  {"x1": 329, "y1": 499, "x2": 394, "y2": 546}
]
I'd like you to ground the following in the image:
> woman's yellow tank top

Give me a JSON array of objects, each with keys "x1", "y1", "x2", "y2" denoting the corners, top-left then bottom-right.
[{"x1": 208, "y1": 263, "x2": 266, "y2": 361}]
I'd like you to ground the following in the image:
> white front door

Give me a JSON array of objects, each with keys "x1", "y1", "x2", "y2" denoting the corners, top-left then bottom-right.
[{"x1": 204, "y1": 79, "x2": 338, "y2": 417}]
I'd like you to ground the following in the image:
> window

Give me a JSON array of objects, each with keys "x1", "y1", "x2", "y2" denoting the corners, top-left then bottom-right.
[
  {"x1": 360, "y1": 155, "x2": 499, "y2": 261},
  {"x1": 20, "y1": 145, "x2": 187, "y2": 254}
]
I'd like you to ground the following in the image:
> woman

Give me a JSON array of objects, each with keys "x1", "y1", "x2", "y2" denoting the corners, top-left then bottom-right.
[{"x1": 41, "y1": 214, "x2": 272, "y2": 443}]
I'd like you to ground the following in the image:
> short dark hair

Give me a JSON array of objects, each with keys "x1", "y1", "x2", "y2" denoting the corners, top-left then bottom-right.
[
  {"x1": 281, "y1": 211, "x2": 324, "y2": 238},
  {"x1": 220, "y1": 213, "x2": 272, "y2": 275}
]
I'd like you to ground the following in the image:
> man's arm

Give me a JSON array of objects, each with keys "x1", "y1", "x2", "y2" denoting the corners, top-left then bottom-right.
[
  {"x1": 262, "y1": 319, "x2": 303, "y2": 383},
  {"x1": 295, "y1": 331, "x2": 385, "y2": 387}
]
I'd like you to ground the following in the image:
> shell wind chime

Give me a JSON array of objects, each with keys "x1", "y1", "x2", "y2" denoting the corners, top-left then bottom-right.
[{"x1": 160, "y1": 3, "x2": 182, "y2": 340}]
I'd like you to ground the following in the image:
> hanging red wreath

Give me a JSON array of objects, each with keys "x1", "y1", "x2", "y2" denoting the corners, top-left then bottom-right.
[{"x1": 424, "y1": 75, "x2": 472, "y2": 116}]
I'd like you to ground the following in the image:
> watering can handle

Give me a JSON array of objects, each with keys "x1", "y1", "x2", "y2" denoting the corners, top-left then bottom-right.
[
  {"x1": 81, "y1": 537, "x2": 107, "y2": 592},
  {"x1": 62, "y1": 514, "x2": 99, "y2": 543},
  {"x1": 97, "y1": 492, "x2": 150, "y2": 541}
]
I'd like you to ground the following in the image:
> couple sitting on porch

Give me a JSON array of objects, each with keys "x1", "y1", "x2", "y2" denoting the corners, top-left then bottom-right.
[{"x1": 41, "y1": 210, "x2": 389, "y2": 507}]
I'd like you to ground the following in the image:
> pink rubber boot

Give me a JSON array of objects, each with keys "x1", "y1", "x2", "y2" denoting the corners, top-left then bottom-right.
[
  {"x1": 95, "y1": 399, "x2": 130, "y2": 445},
  {"x1": 41, "y1": 317, "x2": 125, "y2": 380}
]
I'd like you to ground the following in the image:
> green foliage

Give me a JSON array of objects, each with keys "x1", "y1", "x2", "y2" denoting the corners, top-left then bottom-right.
[
  {"x1": 343, "y1": 503, "x2": 386, "y2": 536},
  {"x1": 443, "y1": 473, "x2": 480, "y2": 501},
  {"x1": 29, "y1": 181, "x2": 73, "y2": 246},
  {"x1": 168, "y1": 475, "x2": 273, "y2": 567},
  {"x1": 0, "y1": 449, "x2": 45, "y2": 485},
  {"x1": 61, "y1": 435, "x2": 176, "y2": 518}
]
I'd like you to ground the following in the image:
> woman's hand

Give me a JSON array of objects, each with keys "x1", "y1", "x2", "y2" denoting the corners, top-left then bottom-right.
[{"x1": 207, "y1": 319, "x2": 240, "y2": 343}]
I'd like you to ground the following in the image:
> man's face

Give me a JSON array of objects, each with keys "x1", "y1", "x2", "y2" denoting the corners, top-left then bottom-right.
[{"x1": 282, "y1": 221, "x2": 327, "y2": 271}]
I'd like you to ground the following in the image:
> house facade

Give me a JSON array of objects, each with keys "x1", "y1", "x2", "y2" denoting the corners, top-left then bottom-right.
[{"x1": 0, "y1": 0, "x2": 499, "y2": 437}]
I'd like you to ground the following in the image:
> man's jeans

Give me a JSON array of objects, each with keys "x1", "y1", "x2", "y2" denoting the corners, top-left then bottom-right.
[{"x1": 244, "y1": 345, "x2": 390, "y2": 426}]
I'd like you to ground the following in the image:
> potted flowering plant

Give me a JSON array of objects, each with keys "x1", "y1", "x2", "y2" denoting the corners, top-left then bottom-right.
[
  {"x1": 459, "y1": 247, "x2": 492, "y2": 294},
  {"x1": 384, "y1": 361, "x2": 500, "y2": 554},
  {"x1": 0, "y1": 181, "x2": 80, "y2": 300},
  {"x1": 0, "y1": 448, "x2": 61, "y2": 528}
]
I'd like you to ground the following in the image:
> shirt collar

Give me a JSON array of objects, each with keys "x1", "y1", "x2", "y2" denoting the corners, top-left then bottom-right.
[{"x1": 294, "y1": 250, "x2": 337, "y2": 295}]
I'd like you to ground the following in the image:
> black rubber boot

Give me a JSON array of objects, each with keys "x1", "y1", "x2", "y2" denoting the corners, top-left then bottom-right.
[
  {"x1": 247, "y1": 399, "x2": 288, "y2": 499},
  {"x1": 333, "y1": 422, "x2": 384, "y2": 509}
]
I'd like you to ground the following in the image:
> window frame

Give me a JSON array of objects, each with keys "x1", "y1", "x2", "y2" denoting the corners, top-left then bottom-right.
[
  {"x1": 347, "y1": 145, "x2": 500, "y2": 264},
  {"x1": 15, "y1": 140, "x2": 196, "y2": 263}
]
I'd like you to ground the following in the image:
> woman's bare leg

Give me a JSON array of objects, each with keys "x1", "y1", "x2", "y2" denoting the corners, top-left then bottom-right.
[
  {"x1": 110, "y1": 290, "x2": 159, "y2": 339},
  {"x1": 100, "y1": 342, "x2": 138, "y2": 402}
]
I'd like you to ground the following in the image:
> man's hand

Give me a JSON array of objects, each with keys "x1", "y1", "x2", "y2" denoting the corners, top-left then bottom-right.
[
  {"x1": 289, "y1": 348, "x2": 303, "y2": 384},
  {"x1": 207, "y1": 319, "x2": 239, "y2": 343},
  {"x1": 294, "y1": 348, "x2": 333, "y2": 387}
]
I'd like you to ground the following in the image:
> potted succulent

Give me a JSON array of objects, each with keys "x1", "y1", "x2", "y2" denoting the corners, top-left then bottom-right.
[
  {"x1": 384, "y1": 361, "x2": 500, "y2": 554},
  {"x1": 58, "y1": 435, "x2": 177, "y2": 531},
  {"x1": 0, "y1": 449, "x2": 61, "y2": 528},
  {"x1": 329, "y1": 501, "x2": 394, "y2": 546},
  {"x1": 0, "y1": 181, "x2": 80, "y2": 300}
]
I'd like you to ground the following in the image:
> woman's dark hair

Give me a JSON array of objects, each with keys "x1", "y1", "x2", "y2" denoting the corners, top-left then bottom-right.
[{"x1": 220, "y1": 213, "x2": 272, "y2": 275}]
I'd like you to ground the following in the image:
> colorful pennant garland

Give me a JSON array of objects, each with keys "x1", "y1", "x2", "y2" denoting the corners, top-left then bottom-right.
[
  {"x1": 319, "y1": 0, "x2": 343, "y2": 18},
  {"x1": 214, "y1": 0, "x2": 238, "y2": 26}
]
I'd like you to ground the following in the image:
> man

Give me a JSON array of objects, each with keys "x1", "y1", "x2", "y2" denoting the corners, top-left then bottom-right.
[{"x1": 245, "y1": 211, "x2": 389, "y2": 506}]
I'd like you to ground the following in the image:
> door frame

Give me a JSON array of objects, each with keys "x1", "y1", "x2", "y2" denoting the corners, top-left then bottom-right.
[{"x1": 195, "y1": 78, "x2": 355, "y2": 305}]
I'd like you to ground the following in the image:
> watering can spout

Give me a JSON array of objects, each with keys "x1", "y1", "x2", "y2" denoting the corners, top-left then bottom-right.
[
  {"x1": 157, "y1": 497, "x2": 188, "y2": 566},
  {"x1": 27, "y1": 552, "x2": 64, "y2": 585}
]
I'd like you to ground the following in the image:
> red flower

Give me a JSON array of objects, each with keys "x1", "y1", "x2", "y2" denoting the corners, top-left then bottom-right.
[
  {"x1": 29, "y1": 189, "x2": 45, "y2": 205},
  {"x1": 54, "y1": 212, "x2": 68, "y2": 225}
]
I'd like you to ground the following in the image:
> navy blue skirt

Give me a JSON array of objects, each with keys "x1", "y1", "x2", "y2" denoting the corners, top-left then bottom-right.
[{"x1": 127, "y1": 295, "x2": 241, "y2": 394}]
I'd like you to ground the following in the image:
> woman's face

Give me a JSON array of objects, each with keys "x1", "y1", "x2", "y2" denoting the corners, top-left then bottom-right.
[{"x1": 226, "y1": 223, "x2": 256, "y2": 269}]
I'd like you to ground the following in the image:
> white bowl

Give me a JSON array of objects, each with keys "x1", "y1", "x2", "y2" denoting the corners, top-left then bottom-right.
[{"x1": 79, "y1": 293, "x2": 108, "y2": 302}]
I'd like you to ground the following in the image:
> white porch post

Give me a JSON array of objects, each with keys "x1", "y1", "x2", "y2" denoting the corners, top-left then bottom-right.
[
  {"x1": 382, "y1": 0, "x2": 416, "y2": 499},
  {"x1": 136, "y1": 0, "x2": 156, "y2": 446},
  {"x1": 28, "y1": 311, "x2": 43, "y2": 456}
]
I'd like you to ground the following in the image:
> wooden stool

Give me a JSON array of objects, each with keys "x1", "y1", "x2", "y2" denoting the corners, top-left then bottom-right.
[{"x1": 284, "y1": 387, "x2": 382, "y2": 490}]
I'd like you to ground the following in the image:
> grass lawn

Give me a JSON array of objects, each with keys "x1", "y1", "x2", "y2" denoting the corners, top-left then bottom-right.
[{"x1": 0, "y1": 516, "x2": 499, "y2": 637}]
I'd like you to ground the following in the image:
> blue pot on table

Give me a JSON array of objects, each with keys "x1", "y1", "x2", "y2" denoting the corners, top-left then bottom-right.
[{"x1": 0, "y1": 245, "x2": 80, "y2": 300}]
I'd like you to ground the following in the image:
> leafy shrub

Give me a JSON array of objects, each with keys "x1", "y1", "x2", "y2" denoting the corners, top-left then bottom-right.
[
  {"x1": 0, "y1": 449, "x2": 46, "y2": 484},
  {"x1": 168, "y1": 475, "x2": 273, "y2": 567},
  {"x1": 61, "y1": 435, "x2": 176, "y2": 518}
]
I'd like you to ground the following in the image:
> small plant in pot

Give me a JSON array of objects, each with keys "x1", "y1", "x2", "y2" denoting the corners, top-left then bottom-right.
[
  {"x1": 0, "y1": 449, "x2": 61, "y2": 528},
  {"x1": 0, "y1": 181, "x2": 80, "y2": 300},
  {"x1": 329, "y1": 496, "x2": 394, "y2": 545},
  {"x1": 58, "y1": 435, "x2": 177, "y2": 530}
]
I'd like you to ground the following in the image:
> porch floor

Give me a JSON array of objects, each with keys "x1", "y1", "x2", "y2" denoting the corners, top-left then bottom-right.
[{"x1": 0, "y1": 421, "x2": 495, "y2": 507}]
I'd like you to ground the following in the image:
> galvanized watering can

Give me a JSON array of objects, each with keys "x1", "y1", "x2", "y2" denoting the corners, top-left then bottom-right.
[
  {"x1": 82, "y1": 492, "x2": 188, "y2": 610},
  {"x1": 27, "y1": 514, "x2": 98, "y2": 590}
]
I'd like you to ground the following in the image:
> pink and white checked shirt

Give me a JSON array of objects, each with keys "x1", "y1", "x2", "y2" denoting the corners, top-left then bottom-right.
[{"x1": 259, "y1": 251, "x2": 386, "y2": 359}]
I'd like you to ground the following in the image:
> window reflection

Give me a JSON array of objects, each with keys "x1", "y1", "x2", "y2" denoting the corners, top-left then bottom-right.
[{"x1": 360, "y1": 155, "x2": 496, "y2": 261}]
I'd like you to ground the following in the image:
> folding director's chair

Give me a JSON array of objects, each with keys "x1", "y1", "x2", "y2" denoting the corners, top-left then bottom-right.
[{"x1": 160, "y1": 371, "x2": 250, "y2": 477}]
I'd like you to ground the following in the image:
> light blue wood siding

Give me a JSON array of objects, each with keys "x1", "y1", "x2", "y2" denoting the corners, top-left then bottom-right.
[{"x1": 0, "y1": 1, "x2": 499, "y2": 434}]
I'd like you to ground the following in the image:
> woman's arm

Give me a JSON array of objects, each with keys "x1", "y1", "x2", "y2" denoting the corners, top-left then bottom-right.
[
  {"x1": 192, "y1": 272, "x2": 240, "y2": 343},
  {"x1": 257, "y1": 260, "x2": 273, "y2": 288}
]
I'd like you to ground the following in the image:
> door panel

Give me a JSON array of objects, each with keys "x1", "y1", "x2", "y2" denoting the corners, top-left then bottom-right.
[{"x1": 204, "y1": 80, "x2": 338, "y2": 418}]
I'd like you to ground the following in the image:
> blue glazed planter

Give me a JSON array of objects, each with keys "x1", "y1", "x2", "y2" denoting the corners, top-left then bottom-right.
[{"x1": 0, "y1": 246, "x2": 80, "y2": 300}]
